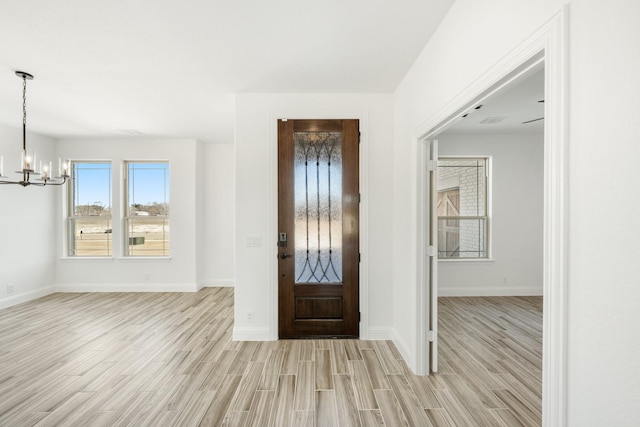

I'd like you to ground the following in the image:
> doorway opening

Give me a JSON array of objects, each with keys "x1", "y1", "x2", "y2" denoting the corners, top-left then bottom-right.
[{"x1": 434, "y1": 67, "x2": 545, "y2": 424}]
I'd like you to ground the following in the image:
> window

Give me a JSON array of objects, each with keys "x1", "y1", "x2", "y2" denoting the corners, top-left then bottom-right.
[
  {"x1": 437, "y1": 157, "x2": 489, "y2": 258},
  {"x1": 68, "y1": 162, "x2": 113, "y2": 256},
  {"x1": 124, "y1": 162, "x2": 170, "y2": 256}
]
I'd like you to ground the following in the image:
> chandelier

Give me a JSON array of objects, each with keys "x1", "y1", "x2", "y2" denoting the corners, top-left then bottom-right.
[{"x1": 0, "y1": 71, "x2": 70, "y2": 187}]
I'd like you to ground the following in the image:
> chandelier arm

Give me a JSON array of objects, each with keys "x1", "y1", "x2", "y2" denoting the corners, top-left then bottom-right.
[{"x1": 40, "y1": 177, "x2": 67, "y2": 186}]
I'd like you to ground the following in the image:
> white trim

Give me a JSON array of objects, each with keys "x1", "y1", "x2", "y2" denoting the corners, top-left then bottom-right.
[
  {"x1": 367, "y1": 327, "x2": 394, "y2": 340},
  {"x1": 413, "y1": 8, "x2": 568, "y2": 427},
  {"x1": 415, "y1": 137, "x2": 429, "y2": 375},
  {"x1": 391, "y1": 327, "x2": 414, "y2": 371},
  {"x1": 200, "y1": 279, "x2": 235, "y2": 287},
  {"x1": 439, "y1": 287, "x2": 543, "y2": 297},
  {"x1": 54, "y1": 283, "x2": 199, "y2": 292},
  {"x1": 541, "y1": 7, "x2": 569, "y2": 427},
  {"x1": 268, "y1": 112, "x2": 370, "y2": 341},
  {"x1": 0, "y1": 286, "x2": 56, "y2": 309},
  {"x1": 233, "y1": 326, "x2": 272, "y2": 341}
]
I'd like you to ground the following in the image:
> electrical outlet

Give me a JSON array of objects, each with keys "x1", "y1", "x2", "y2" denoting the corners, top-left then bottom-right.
[
  {"x1": 144, "y1": 272, "x2": 150, "y2": 282},
  {"x1": 7, "y1": 284, "x2": 14, "y2": 294},
  {"x1": 502, "y1": 276, "x2": 507, "y2": 284},
  {"x1": 247, "y1": 310, "x2": 255, "y2": 322}
]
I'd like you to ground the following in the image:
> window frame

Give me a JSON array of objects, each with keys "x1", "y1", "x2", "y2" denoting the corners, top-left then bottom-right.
[
  {"x1": 437, "y1": 156, "x2": 491, "y2": 260},
  {"x1": 67, "y1": 160, "x2": 113, "y2": 257},
  {"x1": 123, "y1": 160, "x2": 170, "y2": 257}
]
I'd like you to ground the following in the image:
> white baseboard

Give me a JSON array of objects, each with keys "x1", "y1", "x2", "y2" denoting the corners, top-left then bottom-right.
[
  {"x1": 439, "y1": 286, "x2": 543, "y2": 297},
  {"x1": 232, "y1": 326, "x2": 273, "y2": 341},
  {"x1": 0, "y1": 286, "x2": 56, "y2": 309},
  {"x1": 54, "y1": 283, "x2": 200, "y2": 293},
  {"x1": 367, "y1": 327, "x2": 394, "y2": 341},
  {"x1": 390, "y1": 327, "x2": 414, "y2": 371},
  {"x1": 199, "y1": 279, "x2": 235, "y2": 288}
]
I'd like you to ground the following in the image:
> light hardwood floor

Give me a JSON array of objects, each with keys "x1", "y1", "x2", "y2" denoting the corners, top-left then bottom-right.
[{"x1": 0, "y1": 289, "x2": 542, "y2": 426}]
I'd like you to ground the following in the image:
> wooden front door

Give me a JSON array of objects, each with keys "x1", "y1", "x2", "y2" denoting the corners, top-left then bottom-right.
[{"x1": 278, "y1": 119, "x2": 359, "y2": 338}]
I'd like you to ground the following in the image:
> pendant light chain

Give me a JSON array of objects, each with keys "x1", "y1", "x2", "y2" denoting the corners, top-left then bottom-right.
[
  {"x1": 22, "y1": 75, "x2": 27, "y2": 150},
  {"x1": 23, "y1": 76, "x2": 27, "y2": 126}
]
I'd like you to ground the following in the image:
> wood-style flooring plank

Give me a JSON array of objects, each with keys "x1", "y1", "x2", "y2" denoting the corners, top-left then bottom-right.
[
  {"x1": 374, "y1": 388, "x2": 410, "y2": 426},
  {"x1": 316, "y1": 390, "x2": 339, "y2": 427},
  {"x1": 270, "y1": 375, "x2": 295, "y2": 427},
  {"x1": 334, "y1": 373, "x2": 361, "y2": 426}
]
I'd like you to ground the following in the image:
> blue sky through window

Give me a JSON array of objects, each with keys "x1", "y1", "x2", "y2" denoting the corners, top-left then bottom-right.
[
  {"x1": 128, "y1": 162, "x2": 170, "y2": 206},
  {"x1": 72, "y1": 162, "x2": 170, "y2": 209},
  {"x1": 73, "y1": 163, "x2": 112, "y2": 209}
]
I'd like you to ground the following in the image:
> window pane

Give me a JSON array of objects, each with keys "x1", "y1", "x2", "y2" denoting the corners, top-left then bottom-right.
[
  {"x1": 127, "y1": 163, "x2": 170, "y2": 216},
  {"x1": 437, "y1": 218, "x2": 487, "y2": 258},
  {"x1": 437, "y1": 158, "x2": 488, "y2": 259},
  {"x1": 69, "y1": 217, "x2": 112, "y2": 256},
  {"x1": 437, "y1": 159, "x2": 486, "y2": 216},
  {"x1": 69, "y1": 162, "x2": 112, "y2": 256},
  {"x1": 126, "y1": 162, "x2": 170, "y2": 256},
  {"x1": 126, "y1": 217, "x2": 170, "y2": 256},
  {"x1": 294, "y1": 132, "x2": 343, "y2": 284},
  {"x1": 71, "y1": 162, "x2": 112, "y2": 215}
]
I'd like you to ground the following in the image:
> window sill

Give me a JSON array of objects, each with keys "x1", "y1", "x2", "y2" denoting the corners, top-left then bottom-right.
[
  {"x1": 117, "y1": 256, "x2": 172, "y2": 261},
  {"x1": 59, "y1": 257, "x2": 115, "y2": 261},
  {"x1": 438, "y1": 258, "x2": 494, "y2": 263}
]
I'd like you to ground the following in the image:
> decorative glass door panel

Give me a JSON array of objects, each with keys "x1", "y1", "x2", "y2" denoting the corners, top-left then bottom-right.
[{"x1": 294, "y1": 132, "x2": 343, "y2": 284}]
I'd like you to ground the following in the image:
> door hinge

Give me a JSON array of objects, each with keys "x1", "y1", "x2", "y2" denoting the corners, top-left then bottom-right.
[
  {"x1": 359, "y1": 312, "x2": 362, "y2": 322},
  {"x1": 426, "y1": 330, "x2": 435, "y2": 342},
  {"x1": 358, "y1": 193, "x2": 361, "y2": 203},
  {"x1": 358, "y1": 253, "x2": 361, "y2": 262},
  {"x1": 427, "y1": 246, "x2": 436, "y2": 257},
  {"x1": 427, "y1": 160, "x2": 437, "y2": 171}
]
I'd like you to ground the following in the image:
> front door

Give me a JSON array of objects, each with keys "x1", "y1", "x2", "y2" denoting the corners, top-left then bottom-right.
[{"x1": 278, "y1": 119, "x2": 359, "y2": 338}]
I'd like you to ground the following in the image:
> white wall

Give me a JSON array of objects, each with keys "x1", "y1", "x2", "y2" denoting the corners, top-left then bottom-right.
[
  {"x1": 200, "y1": 142, "x2": 235, "y2": 286},
  {"x1": 438, "y1": 133, "x2": 543, "y2": 296},
  {"x1": 55, "y1": 138, "x2": 200, "y2": 291},
  {"x1": 392, "y1": 0, "x2": 640, "y2": 425},
  {"x1": 568, "y1": 1, "x2": 640, "y2": 425},
  {"x1": 0, "y1": 124, "x2": 58, "y2": 307},
  {"x1": 234, "y1": 93, "x2": 394, "y2": 340}
]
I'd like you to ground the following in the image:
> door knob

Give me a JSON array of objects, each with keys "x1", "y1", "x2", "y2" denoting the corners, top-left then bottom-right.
[{"x1": 279, "y1": 253, "x2": 291, "y2": 259}]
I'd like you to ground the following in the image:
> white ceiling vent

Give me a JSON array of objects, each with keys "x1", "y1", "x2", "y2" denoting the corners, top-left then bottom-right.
[{"x1": 479, "y1": 117, "x2": 508, "y2": 124}]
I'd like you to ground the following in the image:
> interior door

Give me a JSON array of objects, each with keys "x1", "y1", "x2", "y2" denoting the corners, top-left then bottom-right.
[
  {"x1": 278, "y1": 119, "x2": 359, "y2": 338},
  {"x1": 429, "y1": 139, "x2": 439, "y2": 372}
]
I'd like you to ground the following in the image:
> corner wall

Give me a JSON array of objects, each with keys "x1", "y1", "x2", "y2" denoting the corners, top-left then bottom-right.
[
  {"x1": 0, "y1": 123, "x2": 58, "y2": 308},
  {"x1": 200, "y1": 142, "x2": 235, "y2": 287}
]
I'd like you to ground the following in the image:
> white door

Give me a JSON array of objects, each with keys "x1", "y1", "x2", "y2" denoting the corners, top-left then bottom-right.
[{"x1": 428, "y1": 139, "x2": 438, "y2": 373}]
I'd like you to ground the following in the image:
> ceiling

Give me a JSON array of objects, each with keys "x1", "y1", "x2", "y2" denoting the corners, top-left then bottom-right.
[
  {"x1": 442, "y1": 68, "x2": 545, "y2": 135},
  {"x1": 0, "y1": 0, "x2": 455, "y2": 144}
]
